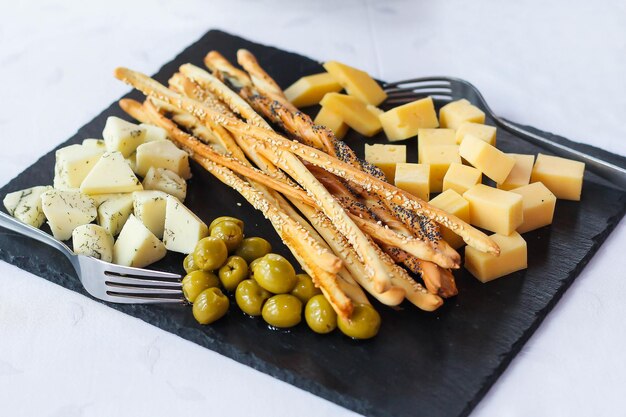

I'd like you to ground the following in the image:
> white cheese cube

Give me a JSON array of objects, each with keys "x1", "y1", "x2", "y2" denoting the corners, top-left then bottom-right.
[
  {"x1": 135, "y1": 140, "x2": 191, "y2": 179},
  {"x1": 113, "y1": 214, "x2": 166, "y2": 268},
  {"x1": 143, "y1": 167, "x2": 187, "y2": 202},
  {"x1": 140, "y1": 124, "x2": 168, "y2": 142},
  {"x1": 103, "y1": 116, "x2": 146, "y2": 157},
  {"x1": 133, "y1": 190, "x2": 168, "y2": 239},
  {"x1": 97, "y1": 193, "x2": 134, "y2": 236},
  {"x1": 40, "y1": 190, "x2": 97, "y2": 240},
  {"x1": 163, "y1": 196, "x2": 208, "y2": 254},
  {"x1": 88, "y1": 193, "x2": 126, "y2": 207},
  {"x1": 72, "y1": 224, "x2": 114, "y2": 262},
  {"x1": 82, "y1": 139, "x2": 106, "y2": 150},
  {"x1": 125, "y1": 152, "x2": 138, "y2": 174},
  {"x1": 80, "y1": 151, "x2": 143, "y2": 195},
  {"x1": 3, "y1": 185, "x2": 53, "y2": 228},
  {"x1": 54, "y1": 144, "x2": 104, "y2": 189}
]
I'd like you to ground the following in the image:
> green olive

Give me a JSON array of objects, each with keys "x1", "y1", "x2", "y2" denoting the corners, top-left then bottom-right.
[
  {"x1": 291, "y1": 273, "x2": 322, "y2": 303},
  {"x1": 209, "y1": 216, "x2": 244, "y2": 233},
  {"x1": 235, "y1": 237, "x2": 272, "y2": 263},
  {"x1": 210, "y1": 220, "x2": 244, "y2": 253},
  {"x1": 193, "y1": 236, "x2": 228, "y2": 271},
  {"x1": 249, "y1": 258, "x2": 262, "y2": 279},
  {"x1": 235, "y1": 279, "x2": 272, "y2": 316},
  {"x1": 337, "y1": 303, "x2": 381, "y2": 340},
  {"x1": 218, "y1": 256, "x2": 249, "y2": 291},
  {"x1": 262, "y1": 294, "x2": 302, "y2": 328},
  {"x1": 182, "y1": 270, "x2": 220, "y2": 303},
  {"x1": 305, "y1": 295, "x2": 337, "y2": 334},
  {"x1": 192, "y1": 287, "x2": 230, "y2": 324},
  {"x1": 183, "y1": 253, "x2": 199, "y2": 274},
  {"x1": 252, "y1": 253, "x2": 297, "y2": 294}
]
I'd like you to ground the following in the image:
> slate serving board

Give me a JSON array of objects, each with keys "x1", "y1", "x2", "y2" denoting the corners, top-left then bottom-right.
[{"x1": 1, "y1": 30, "x2": 625, "y2": 417}]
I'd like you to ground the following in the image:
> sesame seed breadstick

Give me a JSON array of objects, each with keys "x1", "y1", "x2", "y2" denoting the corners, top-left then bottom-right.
[{"x1": 204, "y1": 51, "x2": 252, "y2": 89}]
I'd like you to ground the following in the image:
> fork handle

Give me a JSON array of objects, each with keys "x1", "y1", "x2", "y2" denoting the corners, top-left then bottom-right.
[
  {"x1": 494, "y1": 117, "x2": 626, "y2": 191},
  {"x1": 0, "y1": 211, "x2": 74, "y2": 258}
]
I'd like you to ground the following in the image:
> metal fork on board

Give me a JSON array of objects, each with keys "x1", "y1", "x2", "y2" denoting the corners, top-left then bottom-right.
[
  {"x1": 0, "y1": 211, "x2": 184, "y2": 304},
  {"x1": 383, "y1": 76, "x2": 626, "y2": 190}
]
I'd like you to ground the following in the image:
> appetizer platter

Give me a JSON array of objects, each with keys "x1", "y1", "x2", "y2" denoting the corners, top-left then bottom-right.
[{"x1": 1, "y1": 30, "x2": 625, "y2": 417}]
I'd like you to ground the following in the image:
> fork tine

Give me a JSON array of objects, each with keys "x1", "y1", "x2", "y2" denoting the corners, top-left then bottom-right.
[
  {"x1": 103, "y1": 262, "x2": 181, "y2": 280},
  {"x1": 385, "y1": 84, "x2": 451, "y2": 94},
  {"x1": 386, "y1": 94, "x2": 453, "y2": 105},
  {"x1": 105, "y1": 282, "x2": 183, "y2": 295},
  {"x1": 105, "y1": 292, "x2": 185, "y2": 303},
  {"x1": 105, "y1": 274, "x2": 182, "y2": 288},
  {"x1": 386, "y1": 89, "x2": 452, "y2": 99},
  {"x1": 383, "y1": 77, "x2": 450, "y2": 89}
]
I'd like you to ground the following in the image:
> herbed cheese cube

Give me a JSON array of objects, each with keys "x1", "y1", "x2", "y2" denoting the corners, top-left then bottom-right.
[
  {"x1": 113, "y1": 214, "x2": 166, "y2": 268},
  {"x1": 510, "y1": 182, "x2": 556, "y2": 233},
  {"x1": 284, "y1": 72, "x2": 343, "y2": 108},
  {"x1": 82, "y1": 139, "x2": 107, "y2": 150},
  {"x1": 428, "y1": 189, "x2": 470, "y2": 249},
  {"x1": 417, "y1": 128, "x2": 456, "y2": 162},
  {"x1": 459, "y1": 134, "x2": 515, "y2": 184},
  {"x1": 364, "y1": 144, "x2": 407, "y2": 183},
  {"x1": 463, "y1": 184, "x2": 523, "y2": 235},
  {"x1": 40, "y1": 190, "x2": 97, "y2": 240},
  {"x1": 135, "y1": 140, "x2": 191, "y2": 179},
  {"x1": 439, "y1": 99, "x2": 485, "y2": 129},
  {"x1": 320, "y1": 93, "x2": 382, "y2": 137},
  {"x1": 140, "y1": 124, "x2": 168, "y2": 142},
  {"x1": 54, "y1": 144, "x2": 105, "y2": 189},
  {"x1": 379, "y1": 97, "x2": 439, "y2": 142},
  {"x1": 465, "y1": 231, "x2": 528, "y2": 283},
  {"x1": 498, "y1": 154, "x2": 534, "y2": 191},
  {"x1": 125, "y1": 152, "x2": 137, "y2": 174},
  {"x1": 443, "y1": 163, "x2": 482, "y2": 195},
  {"x1": 97, "y1": 194, "x2": 134, "y2": 236},
  {"x1": 72, "y1": 224, "x2": 114, "y2": 262},
  {"x1": 394, "y1": 163, "x2": 430, "y2": 201},
  {"x1": 133, "y1": 190, "x2": 168, "y2": 239},
  {"x1": 89, "y1": 193, "x2": 127, "y2": 207},
  {"x1": 314, "y1": 106, "x2": 349, "y2": 139},
  {"x1": 420, "y1": 144, "x2": 461, "y2": 193},
  {"x1": 530, "y1": 154, "x2": 585, "y2": 201},
  {"x1": 143, "y1": 167, "x2": 187, "y2": 202},
  {"x1": 163, "y1": 196, "x2": 208, "y2": 254},
  {"x1": 3, "y1": 185, "x2": 53, "y2": 228},
  {"x1": 103, "y1": 116, "x2": 146, "y2": 157},
  {"x1": 80, "y1": 151, "x2": 143, "y2": 195},
  {"x1": 323, "y1": 61, "x2": 387, "y2": 106}
]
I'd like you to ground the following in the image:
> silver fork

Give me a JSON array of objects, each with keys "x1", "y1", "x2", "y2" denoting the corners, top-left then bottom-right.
[
  {"x1": 384, "y1": 77, "x2": 626, "y2": 190},
  {"x1": 0, "y1": 211, "x2": 184, "y2": 304}
]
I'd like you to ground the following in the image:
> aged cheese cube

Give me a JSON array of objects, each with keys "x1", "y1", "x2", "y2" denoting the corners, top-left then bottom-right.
[
  {"x1": 394, "y1": 163, "x2": 430, "y2": 201},
  {"x1": 133, "y1": 190, "x2": 168, "y2": 239},
  {"x1": 417, "y1": 128, "x2": 456, "y2": 162},
  {"x1": 439, "y1": 99, "x2": 485, "y2": 129},
  {"x1": 163, "y1": 196, "x2": 208, "y2": 254},
  {"x1": 314, "y1": 106, "x2": 349, "y2": 139},
  {"x1": 54, "y1": 144, "x2": 105, "y2": 189},
  {"x1": 510, "y1": 182, "x2": 556, "y2": 233},
  {"x1": 80, "y1": 151, "x2": 143, "y2": 195},
  {"x1": 498, "y1": 154, "x2": 534, "y2": 191},
  {"x1": 320, "y1": 93, "x2": 382, "y2": 136},
  {"x1": 113, "y1": 214, "x2": 166, "y2": 268},
  {"x1": 97, "y1": 193, "x2": 134, "y2": 236},
  {"x1": 284, "y1": 72, "x2": 343, "y2": 108},
  {"x1": 530, "y1": 154, "x2": 585, "y2": 201},
  {"x1": 420, "y1": 144, "x2": 460, "y2": 192},
  {"x1": 465, "y1": 232, "x2": 527, "y2": 282},
  {"x1": 459, "y1": 134, "x2": 515, "y2": 183},
  {"x1": 463, "y1": 184, "x2": 523, "y2": 235},
  {"x1": 323, "y1": 61, "x2": 386, "y2": 106},
  {"x1": 428, "y1": 189, "x2": 470, "y2": 249},
  {"x1": 143, "y1": 167, "x2": 187, "y2": 202},
  {"x1": 40, "y1": 190, "x2": 97, "y2": 240},
  {"x1": 82, "y1": 139, "x2": 107, "y2": 150},
  {"x1": 135, "y1": 140, "x2": 191, "y2": 179},
  {"x1": 379, "y1": 97, "x2": 439, "y2": 142},
  {"x1": 103, "y1": 116, "x2": 146, "y2": 157},
  {"x1": 455, "y1": 122, "x2": 496, "y2": 146},
  {"x1": 364, "y1": 144, "x2": 406, "y2": 183},
  {"x1": 3, "y1": 185, "x2": 53, "y2": 228},
  {"x1": 72, "y1": 224, "x2": 114, "y2": 262},
  {"x1": 443, "y1": 163, "x2": 482, "y2": 195},
  {"x1": 140, "y1": 124, "x2": 168, "y2": 142}
]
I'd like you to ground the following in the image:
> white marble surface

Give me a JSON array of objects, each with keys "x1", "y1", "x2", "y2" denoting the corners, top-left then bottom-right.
[{"x1": 1, "y1": 1, "x2": 625, "y2": 416}]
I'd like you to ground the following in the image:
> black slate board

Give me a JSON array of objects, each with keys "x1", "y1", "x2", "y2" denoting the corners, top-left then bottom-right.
[{"x1": 1, "y1": 30, "x2": 625, "y2": 417}]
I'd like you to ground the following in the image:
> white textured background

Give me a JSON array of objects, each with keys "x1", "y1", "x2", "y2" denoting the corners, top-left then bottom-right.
[{"x1": 0, "y1": 1, "x2": 625, "y2": 416}]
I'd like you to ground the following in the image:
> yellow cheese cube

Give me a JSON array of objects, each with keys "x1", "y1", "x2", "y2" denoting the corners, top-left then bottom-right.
[
  {"x1": 320, "y1": 93, "x2": 382, "y2": 136},
  {"x1": 417, "y1": 128, "x2": 456, "y2": 162},
  {"x1": 420, "y1": 145, "x2": 460, "y2": 192},
  {"x1": 284, "y1": 73, "x2": 343, "y2": 108},
  {"x1": 314, "y1": 106, "x2": 349, "y2": 139},
  {"x1": 459, "y1": 134, "x2": 515, "y2": 184},
  {"x1": 428, "y1": 189, "x2": 470, "y2": 249},
  {"x1": 443, "y1": 163, "x2": 482, "y2": 195},
  {"x1": 498, "y1": 154, "x2": 534, "y2": 191},
  {"x1": 455, "y1": 122, "x2": 496, "y2": 146},
  {"x1": 394, "y1": 163, "x2": 430, "y2": 201},
  {"x1": 323, "y1": 61, "x2": 387, "y2": 106},
  {"x1": 379, "y1": 97, "x2": 439, "y2": 141},
  {"x1": 364, "y1": 144, "x2": 406, "y2": 183},
  {"x1": 439, "y1": 99, "x2": 485, "y2": 129},
  {"x1": 465, "y1": 232, "x2": 527, "y2": 283},
  {"x1": 510, "y1": 182, "x2": 556, "y2": 233},
  {"x1": 530, "y1": 154, "x2": 585, "y2": 201},
  {"x1": 463, "y1": 184, "x2": 523, "y2": 235}
]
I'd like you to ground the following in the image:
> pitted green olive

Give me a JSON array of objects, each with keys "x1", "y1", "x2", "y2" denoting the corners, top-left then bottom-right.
[
  {"x1": 182, "y1": 270, "x2": 220, "y2": 303},
  {"x1": 291, "y1": 273, "x2": 322, "y2": 303},
  {"x1": 235, "y1": 237, "x2": 272, "y2": 263},
  {"x1": 337, "y1": 303, "x2": 380, "y2": 339},
  {"x1": 218, "y1": 256, "x2": 249, "y2": 291},
  {"x1": 235, "y1": 279, "x2": 272, "y2": 316},
  {"x1": 210, "y1": 220, "x2": 243, "y2": 252},
  {"x1": 192, "y1": 287, "x2": 230, "y2": 324},
  {"x1": 305, "y1": 295, "x2": 337, "y2": 334},
  {"x1": 193, "y1": 236, "x2": 228, "y2": 271},
  {"x1": 209, "y1": 216, "x2": 244, "y2": 233},
  {"x1": 262, "y1": 294, "x2": 302, "y2": 328},
  {"x1": 252, "y1": 253, "x2": 297, "y2": 294}
]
